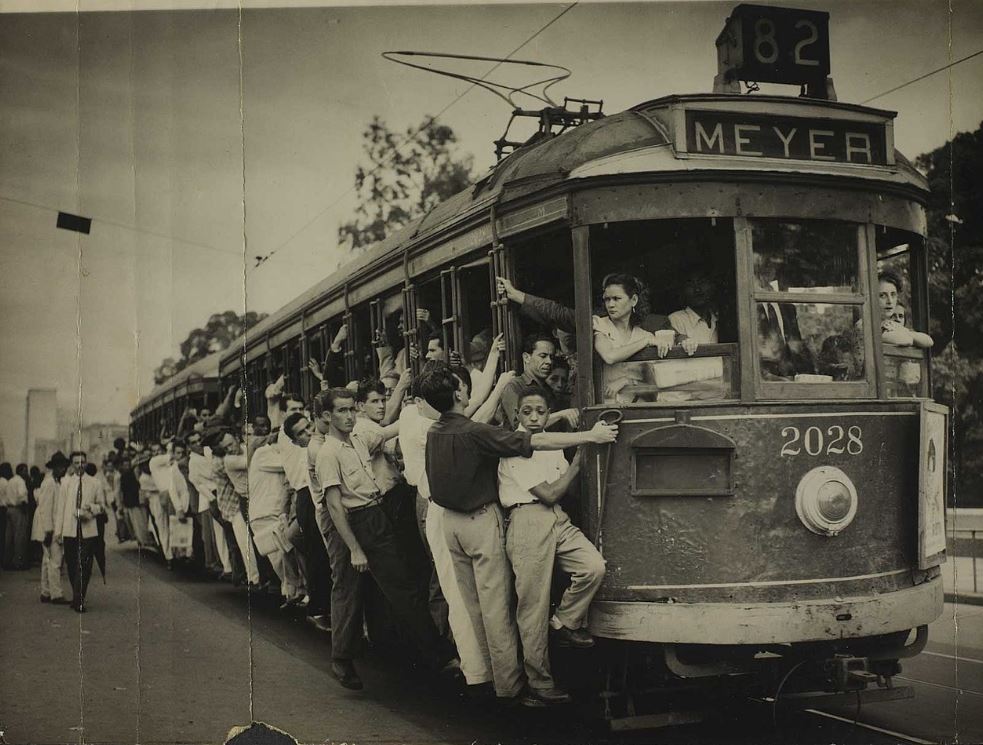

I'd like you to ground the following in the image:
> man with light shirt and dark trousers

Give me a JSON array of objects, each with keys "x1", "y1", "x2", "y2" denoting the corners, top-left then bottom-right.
[
  {"x1": 315, "y1": 387, "x2": 456, "y2": 691},
  {"x1": 281, "y1": 411, "x2": 332, "y2": 632},
  {"x1": 419, "y1": 362, "x2": 618, "y2": 705}
]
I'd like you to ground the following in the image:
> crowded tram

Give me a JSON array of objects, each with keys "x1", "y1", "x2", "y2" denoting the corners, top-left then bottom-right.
[{"x1": 128, "y1": 3, "x2": 948, "y2": 727}]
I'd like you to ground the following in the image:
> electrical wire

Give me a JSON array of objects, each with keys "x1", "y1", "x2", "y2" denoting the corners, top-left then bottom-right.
[
  {"x1": 861, "y1": 48, "x2": 983, "y2": 104},
  {"x1": 0, "y1": 192, "x2": 241, "y2": 257},
  {"x1": 249, "y1": 2, "x2": 578, "y2": 272}
]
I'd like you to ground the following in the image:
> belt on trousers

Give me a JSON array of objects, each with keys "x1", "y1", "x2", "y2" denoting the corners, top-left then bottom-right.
[
  {"x1": 505, "y1": 501, "x2": 539, "y2": 512},
  {"x1": 346, "y1": 496, "x2": 383, "y2": 515}
]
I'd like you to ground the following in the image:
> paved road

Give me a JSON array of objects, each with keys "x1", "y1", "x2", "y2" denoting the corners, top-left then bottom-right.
[{"x1": 1, "y1": 543, "x2": 981, "y2": 745}]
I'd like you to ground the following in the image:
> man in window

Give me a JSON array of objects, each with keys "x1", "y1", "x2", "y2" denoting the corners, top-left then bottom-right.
[{"x1": 754, "y1": 255, "x2": 816, "y2": 379}]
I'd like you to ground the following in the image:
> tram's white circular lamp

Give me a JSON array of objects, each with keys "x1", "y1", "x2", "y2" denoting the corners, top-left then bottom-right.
[{"x1": 795, "y1": 466, "x2": 858, "y2": 536}]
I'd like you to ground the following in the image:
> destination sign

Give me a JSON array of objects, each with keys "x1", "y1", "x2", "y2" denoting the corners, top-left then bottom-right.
[
  {"x1": 685, "y1": 110, "x2": 889, "y2": 165},
  {"x1": 716, "y1": 4, "x2": 831, "y2": 87}
]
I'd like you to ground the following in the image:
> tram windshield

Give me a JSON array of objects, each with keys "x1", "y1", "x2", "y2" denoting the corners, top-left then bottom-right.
[
  {"x1": 588, "y1": 218, "x2": 738, "y2": 404},
  {"x1": 749, "y1": 219, "x2": 866, "y2": 383}
]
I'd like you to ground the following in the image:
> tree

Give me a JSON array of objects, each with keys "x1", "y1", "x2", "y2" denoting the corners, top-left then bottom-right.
[
  {"x1": 917, "y1": 122, "x2": 983, "y2": 506},
  {"x1": 153, "y1": 310, "x2": 267, "y2": 385},
  {"x1": 338, "y1": 116, "x2": 475, "y2": 251}
]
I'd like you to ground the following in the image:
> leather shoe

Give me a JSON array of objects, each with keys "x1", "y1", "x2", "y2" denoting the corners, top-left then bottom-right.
[
  {"x1": 551, "y1": 625, "x2": 595, "y2": 649},
  {"x1": 40, "y1": 595, "x2": 51, "y2": 603},
  {"x1": 520, "y1": 686, "x2": 573, "y2": 707},
  {"x1": 331, "y1": 660, "x2": 363, "y2": 690}
]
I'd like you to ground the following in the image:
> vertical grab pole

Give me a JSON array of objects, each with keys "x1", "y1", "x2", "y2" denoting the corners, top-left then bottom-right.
[
  {"x1": 342, "y1": 283, "x2": 356, "y2": 384},
  {"x1": 402, "y1": 248, "x2": 420, "y2": 377}
]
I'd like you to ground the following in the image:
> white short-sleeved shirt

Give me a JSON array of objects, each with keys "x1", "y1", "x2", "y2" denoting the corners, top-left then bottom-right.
[
  {"x1": 497, "y1": 434, "x2": 569, "y2": 509},
  {"x1": 669, "y1": 307, "x2": 718, "y2": 343},
  {"x1": 398, "y1": 403, "x2": 435, "y2": 495}
]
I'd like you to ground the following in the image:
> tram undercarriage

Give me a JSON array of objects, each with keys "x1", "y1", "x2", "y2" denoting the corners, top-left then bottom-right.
[{"x1": 575, "y1": 628, "x2": 928, "y2": 731}]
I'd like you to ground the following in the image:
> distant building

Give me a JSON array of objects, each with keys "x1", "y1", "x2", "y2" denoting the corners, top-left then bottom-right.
[
  {"x1": 25, "y1": 388, "x2": 58, "y2": 466},
  {"x1": 71, "y1": 423, "x2": 129, "y2": 465}
]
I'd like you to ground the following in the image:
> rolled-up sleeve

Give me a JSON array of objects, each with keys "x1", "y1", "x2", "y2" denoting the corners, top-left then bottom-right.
[{"x1": 469, "y1": 425, "x2": 533, "y2": 459}]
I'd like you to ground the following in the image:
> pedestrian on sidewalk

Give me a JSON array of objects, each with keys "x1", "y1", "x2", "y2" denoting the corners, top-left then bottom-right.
[
  {"x1": 55, "y1": 452, "x2": 107, "y2": 612},
  {"x1": 33, "y1": 451, "x2": 70, "y2": 604}
]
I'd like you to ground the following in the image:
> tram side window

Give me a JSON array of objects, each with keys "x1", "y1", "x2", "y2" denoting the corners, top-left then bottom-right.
[
  {"x1": 750, "y1": 219, "x2": 865, "y2": 383},
  {"x1": 588, "y1": 218, "x2": 738, "y2": 404},
  {"x1": 375, "y1": 293, "x2": 408, "y2": 376},
  {"x1": 877, "y1": 230, "x2": 933, "y2": 397}
]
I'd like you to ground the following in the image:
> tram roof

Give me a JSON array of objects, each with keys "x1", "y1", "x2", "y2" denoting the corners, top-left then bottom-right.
[
  {"x1": 134, "y1": 350, "x2": 222, "y2": 415},
  {"x1": 218, "y1": 93, "x2": 928, "y2": 373}
]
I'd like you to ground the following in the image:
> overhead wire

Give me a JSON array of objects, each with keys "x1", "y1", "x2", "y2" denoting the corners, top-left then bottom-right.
[
  {"x1": 249, "y1": 2, "x2": 579, "y2": 272},
  {"x1": 0, "y1": 192, "x2": 242, "y2": 257},
  {"x1": 861, "y1": 48, "x2": 983, "y2": 104}
]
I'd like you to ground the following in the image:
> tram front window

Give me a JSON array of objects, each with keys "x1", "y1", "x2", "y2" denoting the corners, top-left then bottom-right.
[
  {"x1": 589, "y1": 218, "x2": 738, "y2": 404},
  {"x1": 750, "y1": 219, "x2": 866, "y2": 383}
]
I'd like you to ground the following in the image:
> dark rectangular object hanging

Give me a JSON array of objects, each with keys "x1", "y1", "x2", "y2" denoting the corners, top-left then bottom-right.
[{"x1": 56, "y1": 212, "x2": 92, "y2": 234}]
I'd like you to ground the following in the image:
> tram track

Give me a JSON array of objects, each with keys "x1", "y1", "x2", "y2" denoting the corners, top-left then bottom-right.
[{"x1": 802, "y1": 708, "x2": 938, "y2": 745}]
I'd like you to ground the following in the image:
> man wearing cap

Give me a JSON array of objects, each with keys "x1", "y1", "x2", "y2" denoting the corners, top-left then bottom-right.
[{"x1": 33, "y1": 451, "x2": 70, "y2": 604}]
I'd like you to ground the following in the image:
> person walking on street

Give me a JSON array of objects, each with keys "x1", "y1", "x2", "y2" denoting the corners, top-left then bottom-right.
[
  {"x1": 55, "y1": 452, "x2": 107, "y2": 612},
  {"x1": 33, "y1": 451, "x2": 70, "y2": 603}
]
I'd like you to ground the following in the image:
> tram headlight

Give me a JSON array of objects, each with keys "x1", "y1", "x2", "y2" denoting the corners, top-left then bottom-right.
[{"x1": 795, "y1": 466, "x2": 858, "y2": 536}]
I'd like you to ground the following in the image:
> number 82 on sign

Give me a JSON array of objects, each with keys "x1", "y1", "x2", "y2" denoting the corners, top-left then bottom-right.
[{"x1": 716, "y1": 4, "x2": 831, "y2": 86}]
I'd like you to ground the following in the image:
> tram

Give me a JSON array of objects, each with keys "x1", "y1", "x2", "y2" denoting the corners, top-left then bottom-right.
[
  {"x1": 135, "y1": 2, "x2": 948, "y2": 724},
  {"x1": 129, "y1": 350, "x2": 222, "y2": 443}
]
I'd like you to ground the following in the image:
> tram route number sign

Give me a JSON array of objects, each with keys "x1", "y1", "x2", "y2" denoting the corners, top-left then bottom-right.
[
  {"x1": 685, "y1": 110, "x2": 889, "y2": 165},
  {"x1": 716, "y1": 4, "x2": 830, "y2": 87}
]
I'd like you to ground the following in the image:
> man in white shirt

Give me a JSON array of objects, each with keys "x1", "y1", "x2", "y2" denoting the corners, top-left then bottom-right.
[
  {"x1": 217, "y1": 432, "x2": 261, "y2": 587},
  {"x1": 669, "y1": 271, "x2": 719, "y2": 347},
  {"x1": 1, "y1": 462, "x2": 29, "y2": 569},
  {"x1": 55, "y1": 451, "x2": 107, "y2": 612},
  {"x1": 187, "y1": 430, "x2": 233, "y2": 578},
  {"x1": 248, "y1": 438, "x2": 303, "y2": 605},
  {"x1": 281, "y1": 413, "x2": 331, "y2": 630},
  {"x1": 148, "y1": 444, "x2": 174, "y2": 561},
  {"x1": 33, "y1": 451, "x2": 70, "y2": 603},
  {"x1": 498, "y1": 387, "x2": 606, "y2": 706}
]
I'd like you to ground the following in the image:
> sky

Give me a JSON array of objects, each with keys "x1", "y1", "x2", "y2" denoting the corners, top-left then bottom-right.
[{"x1": 1, "y1": 0, "x2": 981, "y2": 462}]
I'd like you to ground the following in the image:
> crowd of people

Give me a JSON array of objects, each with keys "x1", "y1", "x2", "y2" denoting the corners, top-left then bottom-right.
[{"x1": 12, "y1": 265, "x2": 931, "y2": 707}]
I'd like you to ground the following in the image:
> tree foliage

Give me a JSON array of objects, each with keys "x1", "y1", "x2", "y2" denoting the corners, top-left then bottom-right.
[
  {"x1": 917, "y1": 122, "x2": 983, "y2": 505},
  {"x1": 338, "y1": 116, "x2": 476, "y2": 251},
  {"x1": 153, "y1": 310, "x2": 267, "y2": 386}
]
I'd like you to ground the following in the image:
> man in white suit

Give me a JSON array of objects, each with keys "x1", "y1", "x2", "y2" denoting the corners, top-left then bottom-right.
[
  {"x1": 33, "y1": 451, "x2": 70, "y2": 604},
  {"x1": 55, "y1": 451, "x2": 107, "y2": 613}
]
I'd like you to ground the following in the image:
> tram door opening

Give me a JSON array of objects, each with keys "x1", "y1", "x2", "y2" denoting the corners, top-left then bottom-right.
[
  {"x1": 588, "y1": 218, "x2": 738, "y2": 404},
  {"x1": 510, "y1": 229, "x2": 576, "y2": 398}
]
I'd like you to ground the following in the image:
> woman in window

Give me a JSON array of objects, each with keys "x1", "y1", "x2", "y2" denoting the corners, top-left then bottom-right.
[
  {"x1": 593, "y1": 274, "x2": 665, "y2": 403},
  {"x1": 878, "y1": 270, "x2": 933, "y2": 349}
]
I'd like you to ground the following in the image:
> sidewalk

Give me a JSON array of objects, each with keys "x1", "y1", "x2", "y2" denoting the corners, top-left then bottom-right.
[{"x1": 942, "y1": 554, "x2": 983, "y2": 606}]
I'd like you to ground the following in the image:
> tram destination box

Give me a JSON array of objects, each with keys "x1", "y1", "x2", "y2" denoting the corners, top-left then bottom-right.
[{"x1": 716, "y1": 4, "x2": 831, "y2": 87}]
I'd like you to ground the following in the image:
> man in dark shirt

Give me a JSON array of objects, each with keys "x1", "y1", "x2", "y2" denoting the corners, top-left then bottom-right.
[{"x1": 421, "y1": 363, "x2": 617, "y2": 701}]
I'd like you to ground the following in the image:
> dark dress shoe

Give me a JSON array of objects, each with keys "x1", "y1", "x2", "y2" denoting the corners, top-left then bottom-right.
[
  {"x1": 551, "y1": 625, "x2": 595, "y2": 649},
  {"x1": 331, "y1": 660, "x2": 363, "y2": 690},
  {"x1": 520, "y1": 686, "x2": 573, "y2": 707},
  {"x1": 41, "y1": 595, "x2": 51, "y2": 603}
]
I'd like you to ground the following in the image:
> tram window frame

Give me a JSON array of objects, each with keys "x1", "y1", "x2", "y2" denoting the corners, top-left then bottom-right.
[
  {"x1": 583, "y1": 218, "x2": 741, "y2": 407},
  {"x1": 372, "y1": 292, "x2": 409, "y2": 377},
  {"x1": 741, "y1": 217, "x2": 876, "y2": 400},
  {"x1": 876, "y1": 228, "x2": 931, "y2": 399}
]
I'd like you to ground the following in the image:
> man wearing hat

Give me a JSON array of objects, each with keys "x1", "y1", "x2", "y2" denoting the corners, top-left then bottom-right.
[{"x1": 33, "y1": 451, "x2": 70, "y2": 604}]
